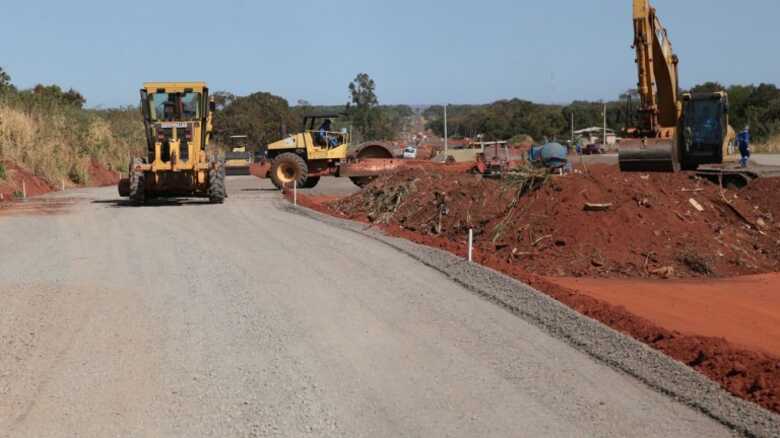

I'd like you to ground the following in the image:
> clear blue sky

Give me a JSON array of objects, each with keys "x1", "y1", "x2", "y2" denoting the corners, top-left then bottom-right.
[{"x1": 1, "y1": 0, "x2": 777, "y2": 107}]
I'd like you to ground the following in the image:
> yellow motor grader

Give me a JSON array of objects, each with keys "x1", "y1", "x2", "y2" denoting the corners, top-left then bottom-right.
[{"x1": 118, "y1": 82, "x2": 226, "y2": 204}]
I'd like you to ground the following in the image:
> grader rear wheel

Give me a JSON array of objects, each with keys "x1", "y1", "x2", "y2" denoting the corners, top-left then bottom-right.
[{"x1": 270, "y1": 153, "x2": 308, "y2": 190}]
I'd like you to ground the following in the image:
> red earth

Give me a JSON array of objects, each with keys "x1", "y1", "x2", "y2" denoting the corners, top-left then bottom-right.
[
  {"x1": 331, "y1": 165, "x2": 780, "y2": 279},
  {"x1": 302, "y1": 166, "x2": 780, "y2": 414},
  {"x1": 0, "y1": 161, "x2": 54, "y2": 201},
  {"x1": 547, "y1": 274, "x2": 780, "y2": 357},
  {"x1": 1, "y1": 159, "x2": 120, "y2": 202},
  {"x1": 86, "y1": 158, "x2": 121, "y2": 186}
]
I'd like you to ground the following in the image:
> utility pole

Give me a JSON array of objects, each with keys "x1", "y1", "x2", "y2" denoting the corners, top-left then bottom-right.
[
  {"x1": 444, "y1": 104, "x2": 448, "y2": 157},
  {"x1": 603, "y1": 103, "x2": 607, "y2": 147},
  {"x1": 570, "y1": 112, "x2": 575, "y2": 143}
]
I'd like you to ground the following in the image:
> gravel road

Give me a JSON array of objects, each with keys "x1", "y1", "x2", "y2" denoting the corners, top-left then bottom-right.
[{"x1": 0, "y1": 176, "x2": 735, "y2": 437}]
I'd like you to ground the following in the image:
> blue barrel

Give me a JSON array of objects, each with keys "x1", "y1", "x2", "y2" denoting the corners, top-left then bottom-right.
[{"x1": 531, "y1": 143, "x2": 568, "y2": 169}]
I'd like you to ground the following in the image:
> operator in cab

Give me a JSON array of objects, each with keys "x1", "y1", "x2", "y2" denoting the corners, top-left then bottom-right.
[{"x1": 317, "y1": 119, "x2": 338, "y2": 148}]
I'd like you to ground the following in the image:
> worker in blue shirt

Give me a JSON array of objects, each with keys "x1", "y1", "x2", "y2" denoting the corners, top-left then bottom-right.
[{"x1": 737, "y1": 126, "x2": 751, "y2": 168}]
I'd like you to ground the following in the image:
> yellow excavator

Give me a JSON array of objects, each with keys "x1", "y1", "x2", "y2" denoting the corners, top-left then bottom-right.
[{"x1": 619, "y1": 0, "x2": 736, "y2": 172}]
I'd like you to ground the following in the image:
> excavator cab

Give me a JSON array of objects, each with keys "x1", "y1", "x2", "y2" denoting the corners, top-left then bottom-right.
[{"x1": 679, "y1": 92, "x2": 733, "y2": 169}]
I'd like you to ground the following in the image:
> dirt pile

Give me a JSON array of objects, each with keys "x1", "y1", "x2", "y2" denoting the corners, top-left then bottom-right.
[
  {"x1": 331, "y1": 165, "x2": 780, "y2": 279},
  {"x1": 742, "y1": 177, "x2": 780, "y2": 226},
  {"x1": 86, "y1": 159, "x2": 121, "y2": 187},
  {"x1": 0, "y1": 161, "x2": 54, "y2": 201},
  {"x1": 1, "y1": 159, "x2": 121, "y2": 202}
]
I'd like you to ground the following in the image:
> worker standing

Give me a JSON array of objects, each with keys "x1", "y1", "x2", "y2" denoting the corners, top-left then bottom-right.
[{"x1": 737, "y1": 126, "x2": 751, "y2": 168}]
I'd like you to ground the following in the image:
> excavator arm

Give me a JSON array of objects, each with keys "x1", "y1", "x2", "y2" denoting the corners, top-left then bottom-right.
[{"x1": 632, "y1": 0, "x2": 680, "y2": 138}]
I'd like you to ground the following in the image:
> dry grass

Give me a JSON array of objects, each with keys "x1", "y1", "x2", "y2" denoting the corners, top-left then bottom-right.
[
  {"x1": 753, "y1": 134, "x2": 780, "y2": 154},
  {"x1": 0, "y1": 103, "x2": 144, "y2": 184}
]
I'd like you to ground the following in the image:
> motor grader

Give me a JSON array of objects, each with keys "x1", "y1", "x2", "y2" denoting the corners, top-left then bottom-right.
[
  {"x1": 263, "y1": 114, "x2": 398, "y2": 189},
  {"x1": 118, "y1": 82, "x2": 226, "y2": 204}
]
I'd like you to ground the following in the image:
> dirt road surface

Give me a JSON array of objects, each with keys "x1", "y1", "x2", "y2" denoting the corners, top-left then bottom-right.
[{"x1": 0, "y1": 177, "x2": 733, "y2": 437}]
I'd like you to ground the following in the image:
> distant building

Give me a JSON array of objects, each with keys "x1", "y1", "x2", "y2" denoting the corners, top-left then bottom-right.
[{"x1": 574, "y1": 127, "x2": 618, "y2": 146}]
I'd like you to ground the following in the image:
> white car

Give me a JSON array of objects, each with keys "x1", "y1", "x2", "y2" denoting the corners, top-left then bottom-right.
[{"x1": 402, "y1": 146, "x2": 417, "y2": 159}]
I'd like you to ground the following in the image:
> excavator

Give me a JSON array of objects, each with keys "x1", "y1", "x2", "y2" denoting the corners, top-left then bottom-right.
[{"x1": 619, "y1": 0, "x2": 736, "y2": 172}]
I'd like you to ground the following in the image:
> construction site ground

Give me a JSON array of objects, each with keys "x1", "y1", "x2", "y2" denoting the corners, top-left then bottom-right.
[
  {"x1": 2, "y1": 175, "x2": 759, "y2": 437},
  {"x1": 285, "y1": 153, "x2": 780, "y2": 418}
]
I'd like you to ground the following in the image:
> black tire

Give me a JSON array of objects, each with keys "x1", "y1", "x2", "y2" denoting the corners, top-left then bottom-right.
[
  {"x1": 208, "y1": 158, "x2": 227, "y2": 204},
  {"x1": 302, "y1": 176, "x2": 320, "y2": 189},
  {"x1": 128, "y1": 158, "x2": 145, "y2": 204},
  {"x1": 270, "y1": 153, "x2": 308, "y2": 190}
]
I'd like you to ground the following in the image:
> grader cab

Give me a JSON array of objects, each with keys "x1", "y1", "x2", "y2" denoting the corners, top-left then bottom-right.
[{"x1": 118, "y1": 82, "x2": 226, "y2": 204}]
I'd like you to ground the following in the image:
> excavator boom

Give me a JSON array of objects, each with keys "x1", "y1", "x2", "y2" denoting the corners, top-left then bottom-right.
[
  {"x1": 619, "y1": 0, "x2": 681, "y2": 172},
  {"x1": 621, "y1": 0, "x2": 736, "y2": 172}
]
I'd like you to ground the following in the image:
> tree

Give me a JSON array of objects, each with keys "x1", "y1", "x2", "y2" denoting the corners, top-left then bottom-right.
[
  {"x1": 212, "y1": 91, "x2": 297, "y2": 148},
  {"x1": 689, "y1": 82, "x2": 726, "y2": 93},
  {"x1": 0, "y1": 67, "x2": 13, "y2": 95},
  {"x1": 347, "y1": 73, "x2": 393, "y2": 141},
  {"x1": 349, "y1": 73, "x2": 378, "y2": 109},
  {"x1": 211, "y1": 91, "x2": 236, "y2": 112},
  {"x1": 31, "y1": 84, "x2": 86, "y2": 108}
]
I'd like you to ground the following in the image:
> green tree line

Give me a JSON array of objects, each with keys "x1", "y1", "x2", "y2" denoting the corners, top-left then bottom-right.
[
  {"x1": 213, "y1": 73, "x2": 414, "y2": 148},
  {"x1": 425, "y1": 83, "x2": 780, "y2": 144}
]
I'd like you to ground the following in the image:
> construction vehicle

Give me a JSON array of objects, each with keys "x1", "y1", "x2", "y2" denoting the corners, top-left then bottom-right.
[
  {"x1": 619, "y1": 0, "x2": 736, "y2": 172},
  {"x1": 224, "y1": 135, "x2": 253, "y2": 176},
  {"x1": 118, "y1": 82, "x2": 226, "y2": 204},
  {"x1": 263, "y1": 114, "x2": 397, "y2": 189}
]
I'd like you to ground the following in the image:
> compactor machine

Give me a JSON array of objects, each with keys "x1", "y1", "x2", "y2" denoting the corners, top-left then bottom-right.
[
  {"x1": 619, "y1": 0, "x2": 736, "y2": 172},
  {"x1": 263, "y1": 114, "x2": 397, "y2": 189},
  {"x1": 118, "y1": 82, "x2": 226, "y2": 204},
  {"x1": 224, "y1": 135, "x2": 253, "y2": 175}
]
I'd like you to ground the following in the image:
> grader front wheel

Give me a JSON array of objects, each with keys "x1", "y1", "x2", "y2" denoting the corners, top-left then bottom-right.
[{"x1": 208, "y1": 159, "x2": 227, "y2": 204}]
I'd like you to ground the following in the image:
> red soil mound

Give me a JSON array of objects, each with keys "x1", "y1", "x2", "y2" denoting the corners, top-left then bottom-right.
[
  {"x1": 742, "y1": 177, "x2": 780, "y2": 226},
  {"x1": 0, "y1": 161, "x2": 53, "y2": 201},
  {"x1": 332, "y1": 166, "x2": 780, "y2": 279},
  {"x1": 1, "y1": 159, "x2": 122, "y2": 202},
  {"x1": 86, "y1": 159, "x2": 120, "y2": 186}
]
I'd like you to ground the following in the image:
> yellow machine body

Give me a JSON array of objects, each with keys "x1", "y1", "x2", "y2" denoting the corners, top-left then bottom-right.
[
  {"x1": 267, "y1": 131, "x2": 350, "y2": 162},
  {"x1": 119, "y1": 82, "x2": 225, "y2": 203},
  {"x1": 620, "y1": 0, "x2": 736, "y2": 172},
  {"x1": 225, "y1": 135, "x2": 253, "y2": 175}
]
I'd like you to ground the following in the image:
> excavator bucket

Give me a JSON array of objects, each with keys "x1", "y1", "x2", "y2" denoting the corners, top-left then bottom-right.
[{"x1": 618, "y1": 138, "x2": 680, "y2": 172}]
